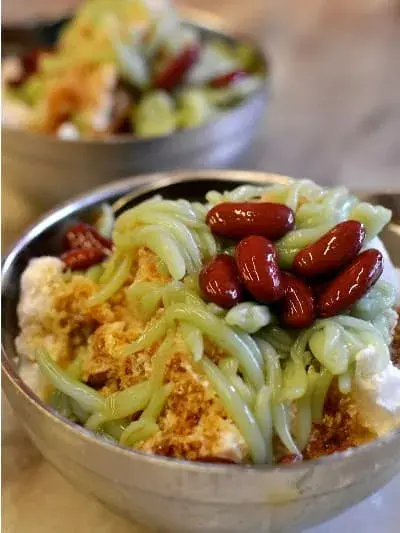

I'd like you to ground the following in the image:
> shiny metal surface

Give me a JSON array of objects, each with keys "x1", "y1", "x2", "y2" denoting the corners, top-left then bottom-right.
[
  {"x1": 2, "y1": 20, "x2": 267, "y2": 208},
  {"x1": 2, "y1": 170, "x2": 400, "y2": 533}
]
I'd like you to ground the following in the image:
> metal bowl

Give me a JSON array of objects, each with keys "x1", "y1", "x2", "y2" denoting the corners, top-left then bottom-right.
[
  {"x1": 2, "y1": 18, "x2": 268, "y2": 208},
  {"x1": 3, "y1": 170, "x2": 400, "y2": 533}
]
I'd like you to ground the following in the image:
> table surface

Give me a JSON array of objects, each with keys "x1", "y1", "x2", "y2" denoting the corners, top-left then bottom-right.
[{"x1": 3, "y1": 1, "x2": 400, "y2": 531}]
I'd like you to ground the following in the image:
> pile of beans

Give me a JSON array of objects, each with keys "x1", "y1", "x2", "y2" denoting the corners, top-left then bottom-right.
[
  {"x1": 60, "y1": 222, "x2": 113, "y2": 270},
  {"x1": 200, "y1": 202, "x2": 384, "y2": 328}
]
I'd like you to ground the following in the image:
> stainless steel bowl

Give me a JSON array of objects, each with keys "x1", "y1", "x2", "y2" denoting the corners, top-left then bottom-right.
[
  {"x1": 2, "y1": 18, "x2": 268, "y2": 208},
  {"x1": 3, "y1": 170, "x2": 400, "y2": 533}
]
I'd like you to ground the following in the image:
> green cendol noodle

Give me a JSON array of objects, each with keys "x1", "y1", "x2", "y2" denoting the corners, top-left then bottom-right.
[{"x1": 36, "y1": 179, "x2": 396, "y2": 463}]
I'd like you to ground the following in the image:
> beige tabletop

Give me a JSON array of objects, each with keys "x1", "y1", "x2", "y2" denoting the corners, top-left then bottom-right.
[{"x1": 3, "y1": 1, "x2": 400, "y2": 532}]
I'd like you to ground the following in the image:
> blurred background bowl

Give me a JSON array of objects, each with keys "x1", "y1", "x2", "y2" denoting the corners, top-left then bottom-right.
[
  {"x1": 2, "y1": 16, "x2": 268, "y2": 208},
  {"x1": 2, "y1": 170, "x2": 400, "y2": 533}
]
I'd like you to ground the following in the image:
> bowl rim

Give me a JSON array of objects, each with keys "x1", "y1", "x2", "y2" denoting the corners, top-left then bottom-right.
[
  {"x1": 2, "y1": 169, "x2": 400, "y2": 476},
  {"x1": 2, "y1": 13, "x2": 268, "y2": 147}
]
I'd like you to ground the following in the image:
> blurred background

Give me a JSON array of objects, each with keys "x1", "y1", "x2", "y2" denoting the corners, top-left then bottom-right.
[{"x1": 3, "y1": 0, "x2": 400, "y2": 247}]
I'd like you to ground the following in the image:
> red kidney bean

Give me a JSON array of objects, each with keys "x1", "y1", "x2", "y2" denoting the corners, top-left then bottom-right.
[
  {"x1": 61, "y1": 247, "x2": 106, "y2": 270},
  {"x1": 22, "y1": 48, "x2": 50, "y2": 77},
  {"x1": 235, "y1": 236, "x2": 283, "y2": 303},
  {"x1": 210, "y1": 69, "x2": 247, "y2": 88},
  {"x1": 206, "y1": 202, "x2": 295, "y2": 241},
  {"x1": 62, "y1": 222, "x2": 112, "y2": 253},
  {"x1": 110, "y1": 85, "x2": 133, "y2": 134},
  {"x1": 199, "y1": 254, "x2": 243, "y2": 308},
  {"x1": 153, "y1": 44, "x2": 200, "y2": 91},
  {"x1": 318, "y1": 249, "x2": 383, "y2": 318},
  {"x1": 8, "y1": 47, "x2": 51, "y2": 88},
  {"x1": 280, "y1": 272, "x2": 315, "y2": 328},
  {"x1": 293, "y1": 221, "x2": 366, "y2": 278}
]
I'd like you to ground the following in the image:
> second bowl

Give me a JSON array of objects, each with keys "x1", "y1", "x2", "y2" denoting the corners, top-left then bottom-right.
[{"x1": 3, "y1": 15, "x2": 267, "y2": 207}]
